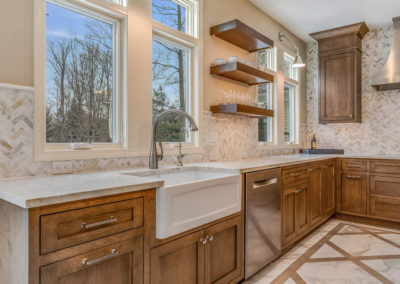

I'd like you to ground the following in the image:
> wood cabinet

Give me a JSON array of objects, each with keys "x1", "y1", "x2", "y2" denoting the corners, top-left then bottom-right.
[
  {"x1": 310, "y1": 22, "x2": 369, "y2": 124},
  {"x1": 282, "y1": 160, "x2": 336, "y2": 248},
  {"x1": 150, "y1": 215, "x2": 243, "y2": 284},
  {"x1": 282, "y1": 182, "x2": 310, "y2": 247},
  {"x1": 41, "y1": 236, "x2": 143, "y2": 284},
  {"x1": 341, "y1": 173, "x2": 367, "y2": 214}
]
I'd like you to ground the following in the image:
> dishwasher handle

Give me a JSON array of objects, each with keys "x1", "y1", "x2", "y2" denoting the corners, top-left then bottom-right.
[{"x1": 252, "y1": 177, "x2": 278, "y2": 189}]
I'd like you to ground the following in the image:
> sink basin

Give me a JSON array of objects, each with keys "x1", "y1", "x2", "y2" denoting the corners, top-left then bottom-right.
[{"x1": 125, "y1": 168, "x2": 242, "y2": 239}]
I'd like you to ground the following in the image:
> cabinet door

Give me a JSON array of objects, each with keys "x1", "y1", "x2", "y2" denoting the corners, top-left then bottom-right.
[
  {"x1": 150, "y1": 230, "x2": 205, "y2": 284},
  {"x1": 204, "y1": 216, "x2": 243, "y2": 284},
  {"x1": 341, "y1": 173, "x2": 367, "y2": 214},
  {"x1": 319, "y1": 50, "x2": 359, "y2": 123},
  {"x1": 296, "y1": 183, "x2": 310, "y2": 236},
  {"x1": 41, "y1": 236, "x2": 143, "y2": 284},
  {"x1": 322, "y1": 163, "x2": 336, "y2": 215},
  {"x1": 309, "y1": 165, "x2": 323, "y2": 226},
  {"x1": 282, "y1": 186, "x2": 297, "y2": 246}
]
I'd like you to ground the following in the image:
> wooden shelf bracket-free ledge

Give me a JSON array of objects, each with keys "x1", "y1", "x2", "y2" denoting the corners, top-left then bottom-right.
[
  {"x1": 210, "y1": 62, "x2": 274, "y2": 86},
  {"x1": 210, "y1": 104, "x2": 274, "y2": 118},
  {"x1": 210, "y1": 19, "x2": 274, "y2": 52}
]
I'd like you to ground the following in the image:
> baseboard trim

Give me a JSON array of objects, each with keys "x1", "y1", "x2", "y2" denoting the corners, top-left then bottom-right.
[{"x1": 334, "y1": 213, "x2": 400, "y2": 230}]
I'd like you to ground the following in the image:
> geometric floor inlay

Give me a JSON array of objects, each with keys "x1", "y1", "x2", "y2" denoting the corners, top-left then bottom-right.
[{"x1": 244, "y1": 221, "x2": 400, "y2": 284}]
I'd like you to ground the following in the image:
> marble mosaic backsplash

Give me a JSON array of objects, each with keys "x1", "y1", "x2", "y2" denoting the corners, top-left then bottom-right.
[
  {"x1": 304, "y1": 25, "x2": 400, "y2": 155},
  {"x1": 0, "y1": 84, "x2": 297, "y2": 179}
]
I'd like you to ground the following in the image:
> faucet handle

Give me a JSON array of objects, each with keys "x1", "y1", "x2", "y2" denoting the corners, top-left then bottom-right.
[{"x1": 158, "y1": 142, "x2": 164, "y2": 160}]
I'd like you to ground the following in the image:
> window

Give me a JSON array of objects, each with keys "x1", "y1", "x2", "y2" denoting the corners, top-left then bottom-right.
[
  {"x1": 152, "y1": 0, "x2": 199, "y2": 144},
  {"x1": 283, "y1": 52, "x2": 298, "y2": 81},
  {"x1": 284, "y1": 83, "x2": 296, "y2": 143},
  {"x1": 45, "y1": 0, "x2": 121, "y2": 144},
  {"x1": 258, "y1": 83, "x2": 274, "y2": 143},
  {"x1": 152, "y1": 37, "x2": 190, "y2": 142},
  {"x1": 257, "y1": 48, "x2": 276, "y2": 143}
]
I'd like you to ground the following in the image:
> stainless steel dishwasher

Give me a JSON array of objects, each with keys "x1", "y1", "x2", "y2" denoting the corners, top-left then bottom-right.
[{"x1": 245, "y1": 168, "x2": 282, "y2": 279}]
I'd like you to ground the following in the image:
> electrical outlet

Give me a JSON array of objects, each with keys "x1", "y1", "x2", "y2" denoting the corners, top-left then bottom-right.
[
  {"x1": 52, "y1": 161, "x2": 73, "y2": 175},
  {"x1": 209, "y1": 145, "x2": 219, "y2": 161},
  {"x1": 206, "y1": 133, "x2": 218, "y2": 145}
]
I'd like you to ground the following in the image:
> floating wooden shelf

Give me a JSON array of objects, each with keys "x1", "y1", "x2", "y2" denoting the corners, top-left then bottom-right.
[
  {"x1": 210, "y1": 19, "x2": 274, "y2": 52},
  {"x1": 210, "y1": 104, "x2": 274, "y2": 118},
  {"x1": 210, "y1": 62, "x2": 274, "y2": 86}
]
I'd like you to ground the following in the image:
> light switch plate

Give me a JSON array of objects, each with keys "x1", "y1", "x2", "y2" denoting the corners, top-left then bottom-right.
[{"x1": 52, "y1": 161, "x2": 73, "y2": 175}]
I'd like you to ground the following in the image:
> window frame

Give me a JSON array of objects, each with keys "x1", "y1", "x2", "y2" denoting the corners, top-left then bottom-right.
[
  {"x1": 34, "y1": 0, "x2": 128, "y2": 161},
  {"x1": 151, "y1": 0, "x2": 201, "y2": 151}
]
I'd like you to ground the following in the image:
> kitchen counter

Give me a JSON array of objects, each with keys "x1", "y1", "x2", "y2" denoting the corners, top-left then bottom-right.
[
  {"x1": 1, "y1": 153, "x2": 399, "y2": 209},
  {"x1": 0, "y1": 171, "x2": 164, "y2": 208}
]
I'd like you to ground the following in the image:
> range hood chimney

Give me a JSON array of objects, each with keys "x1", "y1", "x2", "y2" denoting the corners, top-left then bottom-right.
[{"x1": 370, "y1": 17, "x2": 400, "y2": 91}]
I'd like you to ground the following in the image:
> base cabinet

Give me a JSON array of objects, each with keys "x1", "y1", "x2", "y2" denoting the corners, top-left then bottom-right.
[
  {"x1": 322, "y1": 162, "x2": 336, "y2": 215},
  {"x1": 41, "y1": 236, "x2": 144, "y2": 284},
  {"x1": 341, "y1": 173, "x2": 367, "y2": 214},
  {"x1": 282, "y1": 183, "x2": 310, "y2": 247},
  {"x1": 150, "y1": 215, "x2": 243, "y2": 284}
]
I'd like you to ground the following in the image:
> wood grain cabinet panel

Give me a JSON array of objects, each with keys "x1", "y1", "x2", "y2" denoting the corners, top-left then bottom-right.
[
  {"x1": 370, "y1": 175, "x2": 400, "y2": 198},
  {"x1": 341, "y1": 173, "x2": 367, "y2": 214},
  {"x1": 309, "y1": 164, "x2": 324, "y2": 226},
  {"x1": 341, "y1": 159, "x2": 367, "y2": 173},
  {"x1": 40, "y1": 198, "x2": 144, "y2": 254},
  {"x1": 310, "y1": 22, "x2": 368, "y2": 124},
  {"x1": 282, "y1": 167, "x2": 308, "y2": 185},
  {"x1": 282, "y1": 186, "x2": 297, "y2": 246},
  {"x1": 150, "y1": 230, "x2": 205, "y2": 284},
  {"x1": 205, "y1": 216, "x2": 242, "y2": 284},
  {"x1": 370, "y1": 161, "x2": 400, "y2": 175},
  {"x1": 40, "y1": 236, "x2": 143, "y2": 284},
  {"x1": 370, "y1": 196, "x2": 400, "y2": 221},
  {"x1": 322, "y1": 162, "x2": 336, "y2": 215}
]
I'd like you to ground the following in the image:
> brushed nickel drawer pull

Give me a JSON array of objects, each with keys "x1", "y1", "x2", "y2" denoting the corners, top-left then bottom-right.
[
  {"x1": 82, "y1": 249, "x2": 118, "y2": 266},
  {"x1": 207, "y1": 234, "x2": 214, "y2": 242},
  {"x1": 81, "y1": 216, "x2": 118, "y2": 229},
  {"x1": 200, "y1": 237, "x2": 208, "y2": 245},
  {"x1": 253, "y1": 178, "x2": 278, "y2": 189},
  {"x1": 291, "y1": 173, "x2": 301, "y2": 177},
  {"x1": 347, "y1": 175, "x2": 361, "y2": 179}
]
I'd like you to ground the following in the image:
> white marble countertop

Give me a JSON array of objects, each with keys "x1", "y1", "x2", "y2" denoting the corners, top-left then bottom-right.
[
  {"x1": 0, "y1": 171, "x2": 164, "y2": 209},
  {"x1": 1, "y1": 153, "x2": 399, "y2": 209}
]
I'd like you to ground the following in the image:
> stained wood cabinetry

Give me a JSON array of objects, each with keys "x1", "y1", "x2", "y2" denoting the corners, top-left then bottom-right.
[
  {"x1": 282, "y1": 160, "x2": 335, "y2": 248},
  {"x1": 310, "y1": 22, "x2": 369, "y2": 124},
  {"x1": 338, "y1": 159, "x2": 400, "y2": 223},
  {"x1": 150, "y1": 215, "x2": 243, "y2": 284}
]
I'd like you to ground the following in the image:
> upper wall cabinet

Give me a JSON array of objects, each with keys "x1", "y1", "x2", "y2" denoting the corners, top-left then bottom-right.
[{"x1": 310, "y1": 22, "x2": 369, "y2": 124}]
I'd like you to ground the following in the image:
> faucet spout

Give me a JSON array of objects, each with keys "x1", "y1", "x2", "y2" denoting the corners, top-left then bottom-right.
[{"x1": 149, "y1": 109, "x2": 198, "y2": 169}]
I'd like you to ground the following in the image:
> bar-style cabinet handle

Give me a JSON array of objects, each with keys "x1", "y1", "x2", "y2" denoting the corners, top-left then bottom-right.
[
  {"x1": 82, "y1": 249, "x2": 118, "y2": 266},
  {"x1": 81, "y1": 216, "x2": 118, "y2": 229},
  {"x1": 347, "y1": 175, "x2": 361, "y2": 179}
]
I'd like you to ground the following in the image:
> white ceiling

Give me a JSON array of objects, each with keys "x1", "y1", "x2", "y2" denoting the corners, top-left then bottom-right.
[{"x1": 250, "y1": 0, "x2": 400, "y2": 42}]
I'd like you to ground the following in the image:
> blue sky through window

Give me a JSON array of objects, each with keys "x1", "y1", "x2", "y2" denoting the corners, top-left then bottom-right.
[{"x1": 152, "y1": 0, "x2": 187, "y2": 33}]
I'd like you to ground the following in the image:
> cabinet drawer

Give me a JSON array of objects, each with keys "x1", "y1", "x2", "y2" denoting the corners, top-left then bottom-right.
[
  {"x1": 40, "y1": 235, "x2": 143, "y2": 284},
  {"x1": 370, "y1": 196, "x2": 400, "y2": 221},
  {"x1": 40, "y1": 198, "x2": 143, "y2": 254},
  {"x1": 341, "y1": 160, "x2": 367, "y2": 172},
  {"x1": 371, "y1": 161, "x2": 400, "y2": 175},
  {"x1": 282, "y1": 167, "x2": 308, "y2": 185},
  {"x1": 370, "y1": 175, "x2": 400, "y2": 197}
]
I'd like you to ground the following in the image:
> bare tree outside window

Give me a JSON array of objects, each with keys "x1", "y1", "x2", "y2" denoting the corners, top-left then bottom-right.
[
  {"x1": 45, "y1": 2, "x2": 117, "y2": 143},
  {"x1": 152, "y1": 0, "x2": 190, "y2": 142}
]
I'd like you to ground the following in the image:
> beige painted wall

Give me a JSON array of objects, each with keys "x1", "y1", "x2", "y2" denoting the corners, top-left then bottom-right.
[
  {"x1": 203, "y1": 0, "x2": 307, "y2": 123},
  {"x1": 0, "y1": 0, "x2": 307, "y2": 154},
  {"x1": 0, "y1": 0, "x2": 33, "y2": 86}
]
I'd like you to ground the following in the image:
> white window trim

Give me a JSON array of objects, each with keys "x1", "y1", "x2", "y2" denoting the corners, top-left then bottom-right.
[
  {"x1": 34, "y1": 0, "x2": 129, "y2": 161},
  {"x1": 257, "y1": 43, "x2": 301, "y2": 150},
  {"x1": 151, "y1": 0, "x2": 203, "y2": 155}
]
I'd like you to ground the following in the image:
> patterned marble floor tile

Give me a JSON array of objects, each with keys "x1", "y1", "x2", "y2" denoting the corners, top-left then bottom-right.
[
  {"x1": 362, "y1": 259, "x2": 400, "y2": 283},
  {"x1": 310, "y1": 244, "x2": 344, "y2": 259},
  {"x1": 378, "y1": 234, "x2": 400, "y2": 246},
  {"x1": 338, "y1": 225, "x2": 365, "y2": 234},
  {"x1": 330, "y1": 234, "x2": 400, "y2": 257},
  {"x1": 297, "y1": 261, "x2": 382, "y2": 284},
  {"x1": 283, "y1": 278, "x2": 295, "y2": 284}
]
